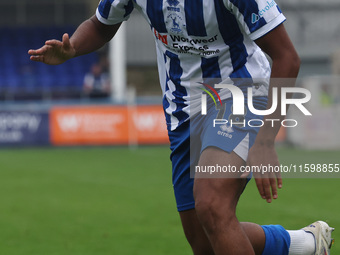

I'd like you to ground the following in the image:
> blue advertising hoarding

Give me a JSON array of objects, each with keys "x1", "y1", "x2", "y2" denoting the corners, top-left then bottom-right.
[{"x1": 0, "y1": 111, "x2": 49, "y2": 145}]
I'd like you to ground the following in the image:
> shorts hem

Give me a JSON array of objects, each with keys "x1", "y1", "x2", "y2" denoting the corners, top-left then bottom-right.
[{"x1": 177, "y1": 202, "x2": 195, "y2": 212}]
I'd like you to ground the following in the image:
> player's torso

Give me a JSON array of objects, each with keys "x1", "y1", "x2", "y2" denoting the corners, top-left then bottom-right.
[
  {"x1": 131, "y1": 0, "x2": 270, "y2": 130},
  {"x1": 134, "y1": 0, "x2": 243, "y2": 58}
]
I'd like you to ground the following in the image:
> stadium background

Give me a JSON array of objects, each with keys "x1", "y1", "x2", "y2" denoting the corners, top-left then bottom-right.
[{"x1": 0, "y1": 0, "x2": 339, "y2": 254}]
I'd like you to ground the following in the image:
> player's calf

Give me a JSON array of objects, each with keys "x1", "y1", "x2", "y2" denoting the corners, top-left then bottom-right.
[
  {"x1": 193, "y1": 177, "x2": 255, "y2": 255},
  {"x1": 179, "y1": 209, "x2": 215, "y2": 255}
]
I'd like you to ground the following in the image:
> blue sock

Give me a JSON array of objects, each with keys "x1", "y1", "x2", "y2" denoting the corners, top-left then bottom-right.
[{"x1": 261, "y1": 225, "x2": 291, "y2": 255}]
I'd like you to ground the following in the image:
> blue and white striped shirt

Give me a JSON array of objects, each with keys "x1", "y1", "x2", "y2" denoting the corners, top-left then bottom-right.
[{"x1": 97, "y1": 0, "x2": 286, "y2": 130}]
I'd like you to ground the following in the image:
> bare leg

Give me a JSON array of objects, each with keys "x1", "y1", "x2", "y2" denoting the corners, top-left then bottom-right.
[
  {"x1": 192, "y1": 147, "x2": 264, "y2": 255},
  {"x1": 180, "y1": 210, "x2": 215, "y2": 255},
  {"x1": 241, "y1": 222, "x2": 266, "y2": 255},
  {"x1": 180, "y1": 209, "x2": 266, "y2": 255}
]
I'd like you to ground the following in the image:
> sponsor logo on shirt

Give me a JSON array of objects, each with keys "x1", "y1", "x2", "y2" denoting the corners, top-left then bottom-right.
[
  {"x1": 251, "y1": 0, "x2": 277, "y2": 24},
  {"x1": 167, "y1": 0, "x2": 179, "y2": 7},
  {"x1": 165, "y1": 0, "x2": 183, "y2": 32},
  {"x1": 170, "y1": 34, "x2": 218, "y2": 45},
  {"x1": 252, "y1": 13, "x2": 260, "y2": 24},
  {"x1": 166, "y1": 13, "x2": 185, "y2": 34},
  {"x1": 166, "y1": 0, "x2": 180, "y2": 12},
  {"x1": 169, "y1": 34, "x2": 220, "y2": 56},
  {"x1": 153, "y1": 28, "x2": 168, "y2": 45},
  {"x1": 153, "y1": 27, "x2": 221, "y2": 56}
]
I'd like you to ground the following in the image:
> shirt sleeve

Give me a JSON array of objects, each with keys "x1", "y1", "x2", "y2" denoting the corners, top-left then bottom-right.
[
  {"x1": 223, "y1": 0, "x2": 286, "y2": 41},
  {"x1": 96, "y1": 0, "x2": 135, "y2": 25}
]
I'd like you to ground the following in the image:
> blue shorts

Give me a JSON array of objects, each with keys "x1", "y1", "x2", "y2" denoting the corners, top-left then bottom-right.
[{"x1": 169, "y1": 96, "x2": 268, "y2": 211}]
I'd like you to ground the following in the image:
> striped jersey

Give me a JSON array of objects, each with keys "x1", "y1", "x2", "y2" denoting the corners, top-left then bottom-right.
[{"x1": 96, "y1": 0, "x2": 286, "y2": 131}]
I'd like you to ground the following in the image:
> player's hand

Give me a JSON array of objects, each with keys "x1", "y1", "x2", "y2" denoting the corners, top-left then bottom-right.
[
  {"x1": 28, "y1": 33, "x2": 76, "y2": 65},
  {"x1": 242, "y1": 142, "x2": 282, "y2": 203}
]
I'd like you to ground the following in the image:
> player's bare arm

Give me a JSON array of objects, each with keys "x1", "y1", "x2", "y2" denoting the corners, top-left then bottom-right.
[
  {"x1": 246, "y1": 24, "x2": 300, "y2": 203},
  {"x1": 28, "y1": 15, "x2": 121, "y2": 65}
]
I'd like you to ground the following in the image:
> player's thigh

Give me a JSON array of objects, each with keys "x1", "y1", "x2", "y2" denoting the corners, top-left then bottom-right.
[{"x1": 194, "y1": 148, "x2": 248, "y2": 213}]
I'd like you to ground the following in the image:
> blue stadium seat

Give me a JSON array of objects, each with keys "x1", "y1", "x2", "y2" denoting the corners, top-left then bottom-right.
[{"x1": 0, "y1": 26, "x2": 99, "y2": 100}]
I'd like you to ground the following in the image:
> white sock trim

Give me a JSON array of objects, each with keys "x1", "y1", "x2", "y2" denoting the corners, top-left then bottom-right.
[{"x1": 288, "y1": 230, "x2": 315, "y2": 255}]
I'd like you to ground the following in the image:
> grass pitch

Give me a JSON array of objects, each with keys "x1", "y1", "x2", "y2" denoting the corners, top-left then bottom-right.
[{"x1": 0, "y1": 146, "x2": 338, "y2": 255}]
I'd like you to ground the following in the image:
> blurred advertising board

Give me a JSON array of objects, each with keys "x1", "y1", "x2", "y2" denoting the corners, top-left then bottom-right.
[
  {"x1": 50, "y1": 105, "x2": 169, "y2": 145},
  {"x1": 0, "y1": 111, "x2": 49, "y2": 145},
  {"x1": 130, "y1": 105, "x2": 169, "y2": 144}
]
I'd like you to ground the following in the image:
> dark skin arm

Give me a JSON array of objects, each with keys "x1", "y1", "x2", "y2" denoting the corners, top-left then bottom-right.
[
  {"x1": 28, "y1": 15, "x2": 121, "y2": 65},
  {"x1": 245, "y1": 24, "x2": 300, "y2": 203}
]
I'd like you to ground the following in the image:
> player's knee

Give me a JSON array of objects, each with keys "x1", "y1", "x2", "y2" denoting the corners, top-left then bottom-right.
[
  {"x1": 195, "y1": 193, "x2": 235, "y2": 231},
  {"x1": 194, "y1": 183, "x2": 236, "y2": 220}
]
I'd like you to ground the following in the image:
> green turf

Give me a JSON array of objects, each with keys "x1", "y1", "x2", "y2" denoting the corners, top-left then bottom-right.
[{"x1": 0, "y1": 146, "x2": 338, "y2": 254}]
